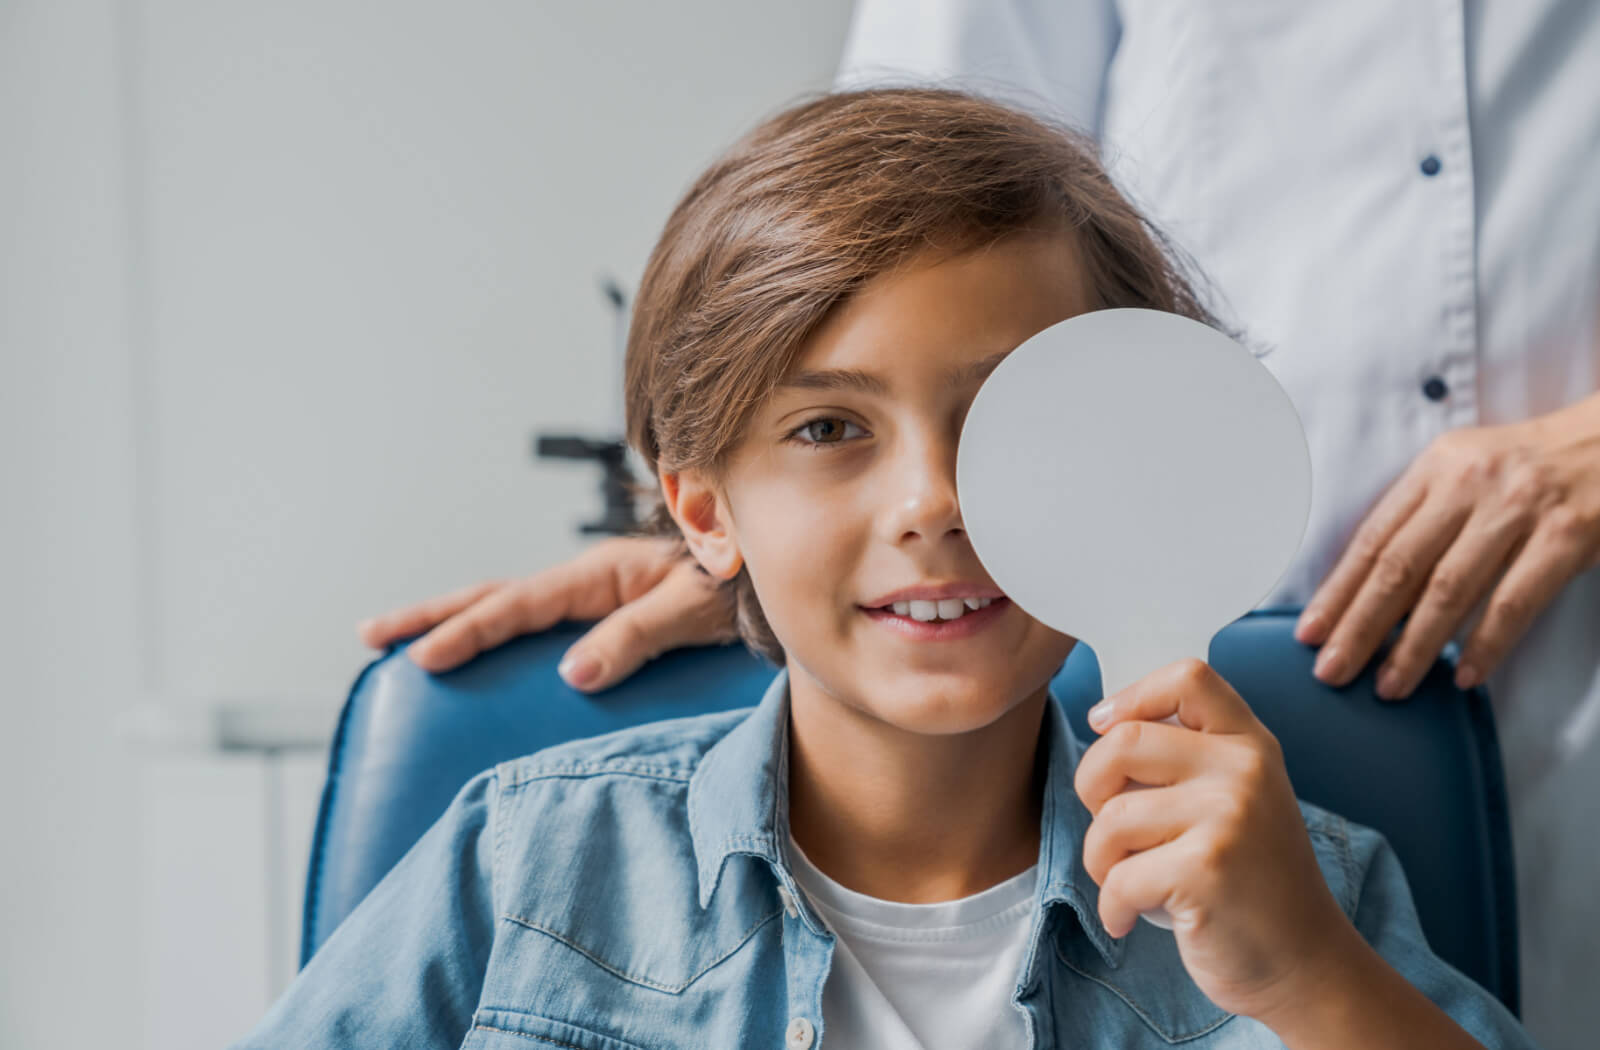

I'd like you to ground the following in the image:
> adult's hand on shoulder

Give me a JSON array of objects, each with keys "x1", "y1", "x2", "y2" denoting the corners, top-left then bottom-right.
[
  {"x1": 356, "y1": 536, "x2": 739, "y2": 691},
  {"x1": 1296, "y1": 391, "x2": 1600, "y2": 699}
]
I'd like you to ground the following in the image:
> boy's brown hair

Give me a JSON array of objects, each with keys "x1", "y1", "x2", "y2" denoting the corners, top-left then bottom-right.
[{"x1": 623, "y1": 86, "x2": 1218, "y2": 665}]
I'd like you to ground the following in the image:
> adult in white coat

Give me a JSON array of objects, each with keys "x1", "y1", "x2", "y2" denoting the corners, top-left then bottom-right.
[{"x1": 362, "y1": 4, "x2": 1600, "y2": 1046}]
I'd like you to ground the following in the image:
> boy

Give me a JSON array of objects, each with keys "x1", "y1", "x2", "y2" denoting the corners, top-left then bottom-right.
[{"x1": 238, "y1": 88, "x2": 1536, "y2": 1048}]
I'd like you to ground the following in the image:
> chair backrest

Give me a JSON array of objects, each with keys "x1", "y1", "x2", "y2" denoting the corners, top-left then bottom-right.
[{"x1": 300, "y1": 608, "x2": 1519, "y2": 1014}]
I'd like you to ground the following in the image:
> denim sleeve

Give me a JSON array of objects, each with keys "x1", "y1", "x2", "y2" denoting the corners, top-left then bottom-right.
[
  {"x1": 230, "y1": 768, "x2": 500, "y2": 1049},
  {"x1": 1346, "y1": 822, "x2": 1541, "y2": 1049}
]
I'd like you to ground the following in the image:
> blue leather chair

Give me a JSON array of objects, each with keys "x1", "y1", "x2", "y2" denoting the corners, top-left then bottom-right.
[{"x1": 300, "y1": 608, "x2": 1520, "y2": 1015}]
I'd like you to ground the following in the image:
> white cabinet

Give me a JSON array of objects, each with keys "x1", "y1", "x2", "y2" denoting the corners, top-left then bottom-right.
[{"x1": 138, "y1": 744, "x2": 328, "y2": 1049}]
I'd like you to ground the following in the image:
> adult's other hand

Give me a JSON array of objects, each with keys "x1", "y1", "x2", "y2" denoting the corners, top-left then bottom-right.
[
  {"x1": 357, "y1": 536, "x2": 739, "y2": 691},
  {"x1": 1296, "y1": 392, "x2": 1600, "y2": 699}
]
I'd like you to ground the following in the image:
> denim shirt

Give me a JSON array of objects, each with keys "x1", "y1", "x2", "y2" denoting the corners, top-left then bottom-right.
[{"x1": 236, "y1": 668, "x2": 1537, "y2": 1049}]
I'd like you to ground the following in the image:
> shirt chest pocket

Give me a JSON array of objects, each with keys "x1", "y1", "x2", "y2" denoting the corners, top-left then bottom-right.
[
  {"x1": 462, "y1": 1008, "x2": 653, "y2": 1050},
  {"x1": 1052, "y1": 925, "x2": 1242, "y2": 1044},
  {"x1": 490, "y1": 898, "x2": 784, "y2": 994},
  {"x1": 472, "y1": 900, "x2": 789, "y2": 1050}
]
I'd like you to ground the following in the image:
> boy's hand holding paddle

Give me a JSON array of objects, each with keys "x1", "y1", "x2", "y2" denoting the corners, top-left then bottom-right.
[{"x1": 1075, "y1": 657, "x2": 1357, "y2": 1023}]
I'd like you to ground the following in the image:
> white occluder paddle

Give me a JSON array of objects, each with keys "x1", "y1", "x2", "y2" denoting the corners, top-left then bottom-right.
[{"x1": 957, "y1": 308, "x2": 1312, "y2": 928}]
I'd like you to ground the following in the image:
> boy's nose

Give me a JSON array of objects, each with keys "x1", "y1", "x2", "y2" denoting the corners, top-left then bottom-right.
[{"x1": 878, "y1": 439, "x2": 964, "y2": 545}]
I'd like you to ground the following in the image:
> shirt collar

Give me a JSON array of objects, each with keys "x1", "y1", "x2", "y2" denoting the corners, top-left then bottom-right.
[{"x1": 686, "y1": 666, "x2": 1125, "y2": 968}]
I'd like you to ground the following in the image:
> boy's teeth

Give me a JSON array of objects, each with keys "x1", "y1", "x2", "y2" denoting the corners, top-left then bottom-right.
[{"x1": 887, "y1": 596, "x2": 997, "y2": 622}]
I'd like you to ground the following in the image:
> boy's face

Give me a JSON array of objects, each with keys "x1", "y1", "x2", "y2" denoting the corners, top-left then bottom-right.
[{"x1": 668, "y1": 231, "x2": 1090, "y2": 736}]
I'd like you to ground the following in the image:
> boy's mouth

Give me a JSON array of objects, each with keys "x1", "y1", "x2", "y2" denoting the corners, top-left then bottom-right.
[
  {"x1": 861, "y1": 582, "x2": 1007, "y2": 617},
  {"x1": 876, "y1": 597, "x2": 996, "y2": 623},
  {"x1": 858, "y1": 592, "x2": 1012, "y2": 640}
]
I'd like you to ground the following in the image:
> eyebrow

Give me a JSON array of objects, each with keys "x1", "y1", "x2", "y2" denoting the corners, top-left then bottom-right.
[{"x1": 776, "y1": 349, "x2": 1012, "y2": 395}]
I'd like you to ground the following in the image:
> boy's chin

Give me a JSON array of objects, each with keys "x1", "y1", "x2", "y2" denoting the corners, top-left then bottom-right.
[{"x1": 864, "y1": 675, "x2": 1035, "y2": 737}]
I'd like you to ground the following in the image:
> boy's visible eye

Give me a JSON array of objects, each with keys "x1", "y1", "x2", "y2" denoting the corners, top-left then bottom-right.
[{"x1": 785, "y1": 416, "x2": 867, "y2": 448}]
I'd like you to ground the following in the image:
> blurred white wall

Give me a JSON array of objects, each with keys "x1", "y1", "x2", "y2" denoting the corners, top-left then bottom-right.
[{"x1": 0, "y1": 1, "x2": 855, "y2": 1046}]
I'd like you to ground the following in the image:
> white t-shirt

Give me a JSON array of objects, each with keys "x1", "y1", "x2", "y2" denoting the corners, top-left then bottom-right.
[{"x1": 787, "y1": 835, "x2": 1038, "y2": 1050}]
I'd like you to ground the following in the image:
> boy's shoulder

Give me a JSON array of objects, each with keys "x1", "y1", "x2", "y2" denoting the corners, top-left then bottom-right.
[
  {"x1": 491, "y1": 705, "x2": 759, "y2": 793},
  {"x1": 1296, "y1": 797, "x2": 1399, "y2": 920}
]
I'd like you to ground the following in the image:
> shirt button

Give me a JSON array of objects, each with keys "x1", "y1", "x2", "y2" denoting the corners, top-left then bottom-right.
[
  {"x1": 777, "y1": 885, "x2": 800, "y2": 919},
  {"x1": 786, "y1": 1016, "x2": 816, "y2": 1050},
  {"x1": 1420, "y1": 154, "x2": 1442, "y2": 177},
  {"x1": 1422, "y1": 376, "x2": 1450, "y2": 401}
]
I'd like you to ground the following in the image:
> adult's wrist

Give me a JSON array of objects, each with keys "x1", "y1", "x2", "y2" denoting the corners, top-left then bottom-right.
[{"x1": 1525, "y1": 387, "x2": 1600, "y2": 455}]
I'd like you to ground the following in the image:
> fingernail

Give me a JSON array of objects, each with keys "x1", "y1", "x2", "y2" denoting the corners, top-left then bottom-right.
[
  {"x1": 558, "y1": 654, "x2": 601, "y2": 689},
  {"x1": 1456, "y1": 663, "x2": 1480, "y2": 690},
  {"x1": 1088, "y1": 698, "x2": 1115, "y2": 730},
  {"x1": 1295, "y1": 611, "x2": 1323, "y2": 643},
  {"x1": 1376, "y1": 667, "x2": 1400, "y2": 700},
  {"x1": 1313, "y1": 646, "x2": 1341, "y2": 682},
  {"x1": 357, "y1": 618, "x2": 376, "y2": 635}
]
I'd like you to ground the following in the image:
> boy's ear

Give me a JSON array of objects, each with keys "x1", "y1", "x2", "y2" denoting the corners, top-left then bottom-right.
[{"x1": 659, "y1": 469, "x2": 744, "y2": 581}]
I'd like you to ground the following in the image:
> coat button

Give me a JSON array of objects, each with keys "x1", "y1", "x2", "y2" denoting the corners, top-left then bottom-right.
[
  {"x1": 1420, "y1": 154, "x2": 1442, "y2": 176},
  {"x1": 1422, "y1": 376, "x2": 1449, "y2": 401},
  {"x1": 786, "y1": 1016, "x2": 816, "y2": 1049}
]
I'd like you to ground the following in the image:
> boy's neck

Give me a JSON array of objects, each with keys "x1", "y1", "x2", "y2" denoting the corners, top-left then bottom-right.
[{"x1": 785, "y1": 675, "x2": 1050, "y2": 904}]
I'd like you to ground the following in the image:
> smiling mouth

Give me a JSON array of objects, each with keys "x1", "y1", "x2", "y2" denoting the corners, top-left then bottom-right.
[
  {"x1": 860, "y1": 596, "x2": 1011, "y2": 640},
  {"x1": 876, "y1": 597, "x2": 997, "y2": 623}
]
